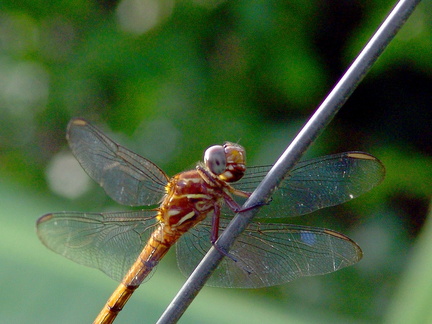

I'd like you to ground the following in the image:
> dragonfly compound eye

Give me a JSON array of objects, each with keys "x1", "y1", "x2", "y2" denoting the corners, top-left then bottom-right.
[
  {"x1": 204, "y1": 145, "x2": 227, "y2": 175},
  {"x1": 219, "y1": 142, "x2": 247, "y2": 182}
]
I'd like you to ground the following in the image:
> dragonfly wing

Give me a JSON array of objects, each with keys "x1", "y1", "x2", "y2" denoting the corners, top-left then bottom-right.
[
  {"x1": 176, "y1": 218, "x2": 362, "y2": 288},
  {"x1": 36, "y1": 210, "x2": 158, "y2": 282},
  {"x1": 67, "y1": 118, "x2": 169, "y2": 206},
  {"x1": 233, "y1": 152, "x2": 385, "y2": 218},
  {"x1": 176, "y1": 219, "x2": 213, "y2": 281}
]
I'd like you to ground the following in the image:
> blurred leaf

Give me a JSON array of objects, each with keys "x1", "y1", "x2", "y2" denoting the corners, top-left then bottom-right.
[{"x1": 383, "y1": 201, "x2": 432, "y2": 324}]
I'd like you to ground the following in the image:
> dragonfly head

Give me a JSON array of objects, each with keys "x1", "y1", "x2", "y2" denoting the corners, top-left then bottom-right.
[{"x1": 204, "y1": 142, "x2": 246, "y2": 182}]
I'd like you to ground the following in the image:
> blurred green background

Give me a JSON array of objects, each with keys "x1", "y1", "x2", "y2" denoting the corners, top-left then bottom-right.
[{"x1": 1, "y1": 0, "x2": 431, "y2": 323}]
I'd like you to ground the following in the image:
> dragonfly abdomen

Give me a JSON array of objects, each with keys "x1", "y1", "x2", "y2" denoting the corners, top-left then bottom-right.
[
  {"x1": 94, "y1": 226, "x2": 174, "y2": 323},
  {"x1": 123, "y1": 227, "x2": 172, "y2": 286}
]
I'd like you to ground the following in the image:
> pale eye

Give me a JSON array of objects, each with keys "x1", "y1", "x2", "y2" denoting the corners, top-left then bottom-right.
[{"x1": 204, "y1": 145, "x2": 227, "y2": 175}]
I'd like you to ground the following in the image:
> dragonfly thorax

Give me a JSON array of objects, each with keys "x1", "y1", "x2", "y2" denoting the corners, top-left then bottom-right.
[{"x1": 158, "y1": 170, "x2": 221, "y2": 235}]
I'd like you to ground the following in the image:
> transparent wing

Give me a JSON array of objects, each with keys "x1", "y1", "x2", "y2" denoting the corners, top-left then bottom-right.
[
  {"x1": 176, "y1": 217, "x2": 362, "y2": 288},
  {"x1": 36, "y1": 210, "x2": 159, "y2": 282},
  {"x1": 67, "y1": 118, "x2": 169, "y2": 206},
  {"x1": 231, "y1": 152, "x2": 385, "y2": 218}
]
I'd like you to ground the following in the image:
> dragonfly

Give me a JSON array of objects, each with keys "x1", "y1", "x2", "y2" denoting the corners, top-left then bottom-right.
[{"x1": 37, "y1": 118, "x2": 385, "y2": 324}]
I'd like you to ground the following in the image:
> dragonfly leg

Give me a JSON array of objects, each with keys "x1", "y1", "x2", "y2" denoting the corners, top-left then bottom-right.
[
  {"x1": 210, "y1": 204, "x2": 220, "y2": 244},
  {"x1": 213, "y1": 241, "x2": 238, "y2": 263},
  {"x1": 210, "y1": 204, "x2": 238, "y2": 263},
  {"x1": 223, "y1": 191, "x2": 268, "y2": 213},
  {"x1": 209, "y1": 206, "x2": 253, "y2": 274},
  {"x1": 238, "y1": 200, "x2": 268, "y2": 212},
  {"x1": 213, "y1": 241, "x2": 253, "y2": 275}
]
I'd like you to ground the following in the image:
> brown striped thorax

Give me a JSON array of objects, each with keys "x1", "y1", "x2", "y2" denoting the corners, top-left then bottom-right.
[{"x1": 158, "y1": 142, "x2": 247, "y2": 236}]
